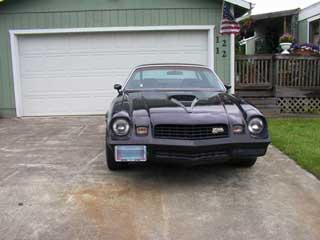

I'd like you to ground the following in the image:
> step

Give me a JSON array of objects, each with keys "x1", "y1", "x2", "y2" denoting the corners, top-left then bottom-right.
[
  {"x1": 257, "y1": 107, "x2": 281, "y2": 116},
  {"x1": 254, "y1": 104, "x2": 280, "y2": 110},
  {"x1": 244, "y1": 97, "x2": 278, "y2": 106},
  {"x1": 236, "y1": 90, "x2": 274, "y2": 97}
]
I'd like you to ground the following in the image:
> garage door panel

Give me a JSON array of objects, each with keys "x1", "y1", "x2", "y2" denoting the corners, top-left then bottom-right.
[
  {"x1": 21, "y1": 51, "x2": 207, "y2": 75},
  {"x1": 23, "y1": 91, "x2": 114, "y2": 116},
  {"x1": 18, "y1": 30, "x2": 210, "y2": 116},
  {"x1": 22, "y1": 76, "x2": 122, "y2": 92}
]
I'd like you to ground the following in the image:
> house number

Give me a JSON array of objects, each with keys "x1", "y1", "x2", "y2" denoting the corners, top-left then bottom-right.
[
  {"x1": 222, "y1": 40, "x2": 227, "y2": 47},
  {"x1": 222, "y1": 51, "x2": 227, "y2": 58},
  {"x1": 215, "y1": 36, "x2": 227, "y2": 58}
]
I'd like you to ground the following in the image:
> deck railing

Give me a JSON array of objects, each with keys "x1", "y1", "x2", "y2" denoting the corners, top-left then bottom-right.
[
  {"x1": 236, "y1": 54, "x2": 320, "y2": 113},
  {"x1": 236, "y1": 55, "x2": 273, "y2": 89},
  {"x1": 275, "y1": 55, "x2": 320, "y2": 87},
  {"x1": 236, "y1": 55, "x2": 320, "y2": 89}
]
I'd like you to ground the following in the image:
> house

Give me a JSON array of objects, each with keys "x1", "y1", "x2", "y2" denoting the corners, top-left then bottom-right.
[
  {"x1": 0, "y1": 0, "x2": 251, "y2": 117},
  {"x1": 240, "y1": 9, "x2": 300, "y2": 55},
  {"x1": 240, "y1": 2, "x2": 320, "y2": 55},
  {"x1": 298, "y1": 2, "x2": 320, "y2": 45}
]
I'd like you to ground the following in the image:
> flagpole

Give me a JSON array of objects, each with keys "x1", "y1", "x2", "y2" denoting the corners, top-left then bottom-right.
[{"x1": 230, "y1": 4, "x2": 236, "y2": 95}]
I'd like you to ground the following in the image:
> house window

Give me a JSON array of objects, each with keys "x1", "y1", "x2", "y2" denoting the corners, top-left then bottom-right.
[{"x1": 309, "y1": 19, "x2": 320, "y2": 45}]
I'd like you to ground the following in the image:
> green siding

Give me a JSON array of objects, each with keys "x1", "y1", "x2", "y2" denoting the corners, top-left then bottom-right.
[
  {"x1": 0, "y1": 0, "x2": 231, "y2": 116},
  {"x1": 0, "y1": 0, "x2": 220, "y2": 12},
  {"x1": 298, "y1": 19, "x2": 308, "y2": 43}
]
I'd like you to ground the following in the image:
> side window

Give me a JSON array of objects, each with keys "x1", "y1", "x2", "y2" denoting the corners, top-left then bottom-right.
[{"x1": 127, "y1": 72, "x2": 143, "y2": 88}]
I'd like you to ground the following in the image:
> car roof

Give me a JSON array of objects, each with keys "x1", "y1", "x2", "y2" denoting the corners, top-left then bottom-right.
[{"x1": 135, "y1": 63, "x2": 207, "y2": 68}]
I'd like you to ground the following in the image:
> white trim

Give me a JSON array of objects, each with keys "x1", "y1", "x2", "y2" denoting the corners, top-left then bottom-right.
[
  {"x1": 236, "y1": 10, "x2": 252, "y2": 22},
  {"x1": 230, "y1": 34, "x2": 236, "y2": 94},
  {"x1": 208, "y1": 27, "x2": 215, "y2": 71},
  {"x1": 9, "y1": 31, "x2": 23, "y2": 117},
  {"x1": 9, "y1": 25, "x2": 215, "y2": 117},
  {"x1": 307, "y1": 14, "x2": 320, "y2": 23},
  {"x1": 239, "y1": 33, "x2": 257, "y2": 45},
  {"x1": 299, "y1": 2, "x2": 320, "y2": 21},
  {"x1": 229, "y1": 5, "x2": 236, "y2": 94},
  {"x1": 306, "y1": 14, "x2": 320, "y2": 43},
  {"x1": 10, "y1": 25, "x2": 215, "y2": 35},
  {"x1": 225, "y1": 0, "x2": 252, "y2": 10}
]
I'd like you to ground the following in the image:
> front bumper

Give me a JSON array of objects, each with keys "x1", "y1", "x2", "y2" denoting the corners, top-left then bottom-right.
[
  {"x1": 149, "y1": 143, "x2": 268, "y2": 164},
  {"x1": 107, "y1": 135, "x2": 270, "y2": 164}
]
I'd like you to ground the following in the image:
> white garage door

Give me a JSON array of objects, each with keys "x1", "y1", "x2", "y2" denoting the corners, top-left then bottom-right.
[{"x1": 17, "y1": 30, "x2": 210, "y2": 116}]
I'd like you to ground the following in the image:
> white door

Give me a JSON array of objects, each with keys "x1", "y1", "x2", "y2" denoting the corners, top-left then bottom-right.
[{"x1": 17, "y1": 30, "x2": 210, "y2": 116}]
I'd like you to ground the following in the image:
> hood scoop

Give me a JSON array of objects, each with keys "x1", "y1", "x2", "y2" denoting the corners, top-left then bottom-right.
[
  {"x1": 169, "y1": 95, "x2": 199, "y2": 113},
  {"x1": 169, "y1": 94, "x2": 197, "y2": 102}
]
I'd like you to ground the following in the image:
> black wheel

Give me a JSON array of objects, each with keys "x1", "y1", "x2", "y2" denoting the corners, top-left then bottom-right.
[
  {"x1": 106, "y1": 146, "x2": 128, "y2": 171},
  {"x1": 231, "y1": 157, "x2": 257, "y2": 168}
]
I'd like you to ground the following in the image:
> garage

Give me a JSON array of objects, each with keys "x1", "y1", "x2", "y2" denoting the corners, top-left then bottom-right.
[
  {"x1": 12, "y1": 28, "x2": 213, "y2": 117},
  {"x1": 0, "y1": 0, "x2": 251, "y2": 118}
]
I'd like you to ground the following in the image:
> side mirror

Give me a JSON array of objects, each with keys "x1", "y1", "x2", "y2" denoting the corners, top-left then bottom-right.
[
  {"x1": 224, "y1": 84, "x2": 232, "y2": 91},
  {"x1": 114, "y1": 84, "x2": 122, "y2": 94}
]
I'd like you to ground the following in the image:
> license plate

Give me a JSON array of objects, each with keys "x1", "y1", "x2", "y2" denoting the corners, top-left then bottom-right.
[{"x1": 115, "y1": 145, "x2": 147, "y2": 162}]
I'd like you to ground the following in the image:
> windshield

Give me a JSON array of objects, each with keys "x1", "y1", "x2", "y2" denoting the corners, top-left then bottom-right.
[{"x1": 125, "y1": 67, "x2": 225, "y2": 91}]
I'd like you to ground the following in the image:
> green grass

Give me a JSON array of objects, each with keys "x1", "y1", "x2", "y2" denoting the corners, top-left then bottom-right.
[{"x1": 268, "y1": 118, "x2": 320, "y2": 178}]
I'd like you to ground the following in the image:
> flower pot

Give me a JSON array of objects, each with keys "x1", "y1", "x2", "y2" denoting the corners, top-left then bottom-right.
[
  {"x1": 293, "y1": 49, "x2": 316, "y2": 56},
  {"x1": 280, "y1": 42, "x2": 292, "y2": 54}
]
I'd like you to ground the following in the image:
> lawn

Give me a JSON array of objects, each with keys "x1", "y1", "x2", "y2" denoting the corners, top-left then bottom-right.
[{"x1": 268, "y1": 118, "x2": 320, "y2": 178}]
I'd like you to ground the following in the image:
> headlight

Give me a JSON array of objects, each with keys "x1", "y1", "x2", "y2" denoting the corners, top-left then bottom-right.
[
  {"x1": 112, "y1": 118, "x2": 130, "y2": 136},
  {"x1": 248, "y1": 118, "x2": 264, "y2": 135}
]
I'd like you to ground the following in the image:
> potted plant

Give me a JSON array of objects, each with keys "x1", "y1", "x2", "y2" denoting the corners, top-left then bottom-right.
[{"x1": 279, "y1": 33, "x2": 294, "y2": 54}]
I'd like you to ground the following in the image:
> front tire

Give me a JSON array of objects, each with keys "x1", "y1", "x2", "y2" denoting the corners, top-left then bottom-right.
[
  {"x1": 231, "y1": 157, "x2": 257, "y2": 168},
  {"x1": 106, "y1": 146, "x2": 128, "y2": 171}
]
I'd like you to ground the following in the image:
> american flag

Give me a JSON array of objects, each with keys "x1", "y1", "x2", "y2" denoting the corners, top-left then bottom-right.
[{"x1": 220, "y1": 3, "x2": 240, "y2": 35}]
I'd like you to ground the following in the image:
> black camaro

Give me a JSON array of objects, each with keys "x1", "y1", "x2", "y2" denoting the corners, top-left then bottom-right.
[{"x1": 105, "y1": 64, "x2": 270, "y2": 170}]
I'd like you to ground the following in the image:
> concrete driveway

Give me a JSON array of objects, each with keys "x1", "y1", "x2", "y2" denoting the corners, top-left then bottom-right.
[{"x1": 0, "y1": 117, "x2": 319, "y2": 240}]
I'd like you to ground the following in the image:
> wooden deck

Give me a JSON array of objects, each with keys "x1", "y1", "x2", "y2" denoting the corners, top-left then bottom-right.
[{"x1": 235, "y1": 54, "x2": 320, "y2": 114}]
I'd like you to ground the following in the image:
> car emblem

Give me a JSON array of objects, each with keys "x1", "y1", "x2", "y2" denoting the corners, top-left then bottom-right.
[{"x1": 212, "y1": 127, "x2": 225, "y2": 135}]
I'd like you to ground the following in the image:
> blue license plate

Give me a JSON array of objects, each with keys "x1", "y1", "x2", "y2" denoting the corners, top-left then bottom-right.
[{"x1": 115, "y1": 145, "x2": 147, "y2": 162}]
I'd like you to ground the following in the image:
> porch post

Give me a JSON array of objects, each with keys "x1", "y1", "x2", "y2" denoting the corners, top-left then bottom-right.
[
  {"x1": 230, "y1": 4, "x2": 236, "y2": 94},
  {"x1": 230, "y1": 33, "x2": 236, "y2": 94},
  {"x1": 283, "y1": 16, "x2": 287, "y2": 33}
]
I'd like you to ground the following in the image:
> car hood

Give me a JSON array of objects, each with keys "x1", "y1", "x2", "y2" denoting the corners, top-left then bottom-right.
[{"x1": 114, "y1": 90, "x2": 246, "y2": 126}]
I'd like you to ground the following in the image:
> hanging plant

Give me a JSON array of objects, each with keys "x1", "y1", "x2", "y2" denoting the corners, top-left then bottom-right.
[
  {"x1": 242, "y1": 17, "x2": 254, "y2": 30},
  {"x1": 240, "y1": 17, "x2": 255, "y2": 38}
]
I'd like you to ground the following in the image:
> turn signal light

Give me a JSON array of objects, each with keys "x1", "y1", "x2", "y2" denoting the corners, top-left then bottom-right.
[
  {"x1": 232, "y1": 125, "x2": 244, "y2": 134},
  {"x1": 136, "y1": 127, "x2": 148, "y2": 136}
]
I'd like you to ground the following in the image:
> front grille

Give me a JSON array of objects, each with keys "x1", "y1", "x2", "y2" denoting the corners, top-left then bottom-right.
[
  {"x1": 154, "y1": 124, "x2": 228, "y2": 140},
  {"x1": 154, "y1": 150, "x2": 229, "y2": 161}
]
